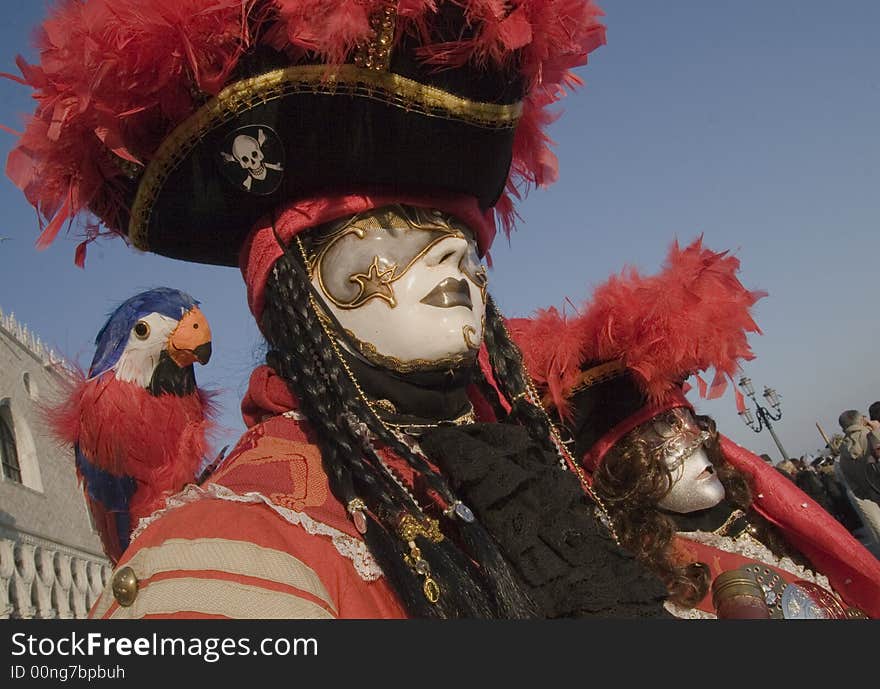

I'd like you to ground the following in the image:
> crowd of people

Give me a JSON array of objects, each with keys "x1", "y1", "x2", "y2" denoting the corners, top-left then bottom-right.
[{"x1": 771, "y1": 403, "x2": 880, "y2": 557}]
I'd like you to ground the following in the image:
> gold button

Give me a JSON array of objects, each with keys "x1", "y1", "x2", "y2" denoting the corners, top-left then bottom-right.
[{"x1": 111, "y1": 566, "x2": 139, "y2": 607}]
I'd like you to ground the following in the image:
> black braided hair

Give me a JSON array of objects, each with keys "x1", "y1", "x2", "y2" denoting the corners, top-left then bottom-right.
[
  {"x1": 482, "y1": 296, "x2": 559, "y2": 455},
  {"x1": 471, "y1": 365, "x2": 509, "y2": 422},
  {"x1": 261, "y1": 248, "x2": 536, "y2": 618}
]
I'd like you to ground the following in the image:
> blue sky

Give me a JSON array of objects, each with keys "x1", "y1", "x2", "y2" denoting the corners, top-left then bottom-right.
[{"x1": 1, "y1": 1, "x2": 878, "y2": 461}]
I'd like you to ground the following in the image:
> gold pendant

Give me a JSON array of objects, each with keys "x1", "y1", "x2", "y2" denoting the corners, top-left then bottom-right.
[{"x1": 423, "y1": 577, "x2": 440, "y2": 604}]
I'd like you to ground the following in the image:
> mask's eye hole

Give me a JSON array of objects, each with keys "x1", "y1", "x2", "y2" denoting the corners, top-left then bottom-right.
[{"x1": 134, "y1": 321, "x2": 150, "y2": 340}]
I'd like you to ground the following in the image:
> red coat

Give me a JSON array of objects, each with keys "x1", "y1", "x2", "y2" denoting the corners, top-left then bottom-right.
[{"x1": 90, "y1": 366, "x2": 406, "y2": 619}]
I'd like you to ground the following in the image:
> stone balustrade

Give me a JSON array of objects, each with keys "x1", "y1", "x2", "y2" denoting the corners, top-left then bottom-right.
[
  {"x1": 0, "y1": 537, "x2": 110, "y2": 619},
  {"x1": 0, "y1": 307, "x2": 74, "y2": 374}
]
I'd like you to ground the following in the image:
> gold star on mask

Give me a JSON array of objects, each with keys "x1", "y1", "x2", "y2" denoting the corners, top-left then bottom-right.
[{"x1": 349, "y1": 256, "x2": 398, "y2": 308}]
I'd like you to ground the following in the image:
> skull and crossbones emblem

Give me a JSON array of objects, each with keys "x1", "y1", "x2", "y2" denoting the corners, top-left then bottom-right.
[{"x1": 220, "y1": 127, "x2": 284, "y2": 193}]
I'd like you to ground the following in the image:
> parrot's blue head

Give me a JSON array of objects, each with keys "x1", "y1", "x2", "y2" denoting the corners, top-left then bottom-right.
[{"x1": 89, "y1": 288, "x2": 212, "y2": 395}]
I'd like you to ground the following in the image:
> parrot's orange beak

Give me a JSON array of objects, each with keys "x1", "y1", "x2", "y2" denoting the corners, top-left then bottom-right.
[{"x1": 167, "y1": 306, "x2": 212, "y2": 367}]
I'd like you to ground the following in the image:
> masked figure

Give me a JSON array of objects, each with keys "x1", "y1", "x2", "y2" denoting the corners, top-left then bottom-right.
[
  {"x1": 513, "y1": 240, "x2": 880, "y2": 618},
  {"x1": 9, "y1": 1, "x2": 676, "y2": 618}
]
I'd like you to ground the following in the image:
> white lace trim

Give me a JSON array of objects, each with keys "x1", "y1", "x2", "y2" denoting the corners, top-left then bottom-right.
[
  {"x1": 664, "y1": 600, "x2": 715, "y2": 619},
  {"x1": 130, "y1": 483, "x2": 384, "y2": 582},
  {"x1": 681, "y1": 530, "x2": 832, "y2": 591}
]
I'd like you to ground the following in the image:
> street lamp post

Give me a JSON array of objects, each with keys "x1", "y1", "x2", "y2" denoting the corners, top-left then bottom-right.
[{"x1": 737, "y1": 376, "x2": 790, "y2": 461}]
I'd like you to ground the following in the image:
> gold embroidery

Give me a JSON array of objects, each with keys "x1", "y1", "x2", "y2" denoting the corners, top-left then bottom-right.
[
  {"x1": 462, "y1": 324, "x2": 480, "y2": 350},
  {"x1": 472, "y1": 265, "x2": 489, "y2": 304},
  {"x1": 570, "y1": 360, "x2": 628, "y2": 395},
  {"x1": 373, "y1": 398, "x2": 398, "y2": 414},
  {"x1": 711, "y1": 509, "x2": 747, "y2": 538},
  {"x1": 380, "y1": 406, "x2": 477, "y2": 431},
  {"x1": 310, "y1": 205, "x2": 474, "y2": 311},
  {"x1": 353, "y1": 2, "x2": 398, "y2": 71}
]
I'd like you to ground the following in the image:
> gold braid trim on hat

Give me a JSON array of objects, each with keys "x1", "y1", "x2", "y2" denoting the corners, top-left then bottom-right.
[
  {"x1": 128, "y1": 64, "x2": 523, "y2": 251},
  {"x1": 541, "y1": 359, "x2": 628, "y2": 409}
]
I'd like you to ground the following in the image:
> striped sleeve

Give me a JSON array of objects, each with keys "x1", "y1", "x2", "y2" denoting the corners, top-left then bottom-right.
[{"x1": 91, "y1": 500, "x2": 338, "y2": 619}]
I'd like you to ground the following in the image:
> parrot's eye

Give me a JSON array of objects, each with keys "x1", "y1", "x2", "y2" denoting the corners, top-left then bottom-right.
[{"x1": 133, "y1": 321, "x2": 150, "y2": 340}]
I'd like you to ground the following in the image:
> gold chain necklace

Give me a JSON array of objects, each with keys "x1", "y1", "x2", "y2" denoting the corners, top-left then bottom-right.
[
  {"x1": 380, "y1": 407, "x2": 477, "y2": 431},
  {"x1": 295, "y1": 237, "x2": 467, "y2": 603}
]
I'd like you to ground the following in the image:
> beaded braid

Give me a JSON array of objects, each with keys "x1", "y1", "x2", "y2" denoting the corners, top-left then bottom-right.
[
  {"x1": 261, "y1": 271, "x2": 407, "y2": 516},
  {"x1": 263, "y1": 258, "x2": 484, "y2": 617},
  {"x1": 262, "y1": 251, "x2": 535, "y2": 618},
  {"x1": 345, "y1": 375, "x2": 538, "y2": 619}
]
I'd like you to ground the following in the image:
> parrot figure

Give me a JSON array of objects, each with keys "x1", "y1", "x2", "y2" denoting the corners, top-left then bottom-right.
[{"x1": 50, "y1": 288, "x2": 216, "y2": 563}]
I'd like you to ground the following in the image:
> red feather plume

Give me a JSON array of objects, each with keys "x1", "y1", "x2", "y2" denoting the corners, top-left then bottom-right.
[
  {"x1": 512, "y1": 237, "x2": 766, "y2": 418},
  {"x1": 5, "y1": 0, "x2": 605, "y2": 262},
  {"x1": 5, "y1": 0, "x2": 262, "y2": 263}
]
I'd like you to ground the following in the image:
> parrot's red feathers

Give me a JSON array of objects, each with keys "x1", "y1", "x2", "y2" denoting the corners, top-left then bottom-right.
[{"x1": 47, "y1": 370, "x2": 217, "y2": 524}]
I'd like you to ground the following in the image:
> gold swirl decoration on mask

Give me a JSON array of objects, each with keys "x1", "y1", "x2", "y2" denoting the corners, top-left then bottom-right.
[
  {"x1": 308, "y1": 205, "x2": 480, "y2": 311},
  {"x1": 343, "y1": 328, "x2": 478, "y2": 375}
]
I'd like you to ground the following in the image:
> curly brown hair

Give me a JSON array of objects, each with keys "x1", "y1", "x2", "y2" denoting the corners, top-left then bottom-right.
[{"x1": 591, "y1": 413, "x2": 752, "y2": 607}]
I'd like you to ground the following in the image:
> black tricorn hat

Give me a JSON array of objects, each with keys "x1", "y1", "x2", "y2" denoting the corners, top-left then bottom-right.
[{"x1": 7, "y1": 0, "x2": 606, "y2": 267}]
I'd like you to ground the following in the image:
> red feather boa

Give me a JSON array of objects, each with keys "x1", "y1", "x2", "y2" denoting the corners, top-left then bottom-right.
[
  {"x1": 48, "y1": 371, "x2": 217, "y2": 523},
  {"x1": 5, "y1": 0, "x2": 605, "y2": 263}
]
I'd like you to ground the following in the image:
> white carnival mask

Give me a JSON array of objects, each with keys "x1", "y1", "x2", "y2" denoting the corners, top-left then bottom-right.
[
  {"x1": 306, "y1": 205, "x2": 487, "y2": 372},
  {"x1": 646, "y1": 408, "x2": 727, "y2": 513}
]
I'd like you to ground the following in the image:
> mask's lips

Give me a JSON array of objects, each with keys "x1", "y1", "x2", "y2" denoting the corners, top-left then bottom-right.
[{"x1": 420, "y1": 277, "x2": 473, "y2": 310}]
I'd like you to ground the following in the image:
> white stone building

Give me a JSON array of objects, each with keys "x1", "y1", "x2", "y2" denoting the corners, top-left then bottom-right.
[{"x1": 0, "y1": 307, "x2": 110, "y2": 618}]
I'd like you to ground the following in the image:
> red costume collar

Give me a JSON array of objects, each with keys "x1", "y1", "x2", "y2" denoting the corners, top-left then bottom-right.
[
  {"x1": 238, "y1": 364, "x2": 441, "y2": 510},
  {"x1": 241, "y1": 365, "x2": 301, "y2": 429}
]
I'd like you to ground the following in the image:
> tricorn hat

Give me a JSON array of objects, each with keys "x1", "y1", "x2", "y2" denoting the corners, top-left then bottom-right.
[{"x1": 6, "y1": 0, "x2": 606, "y2": 267}]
